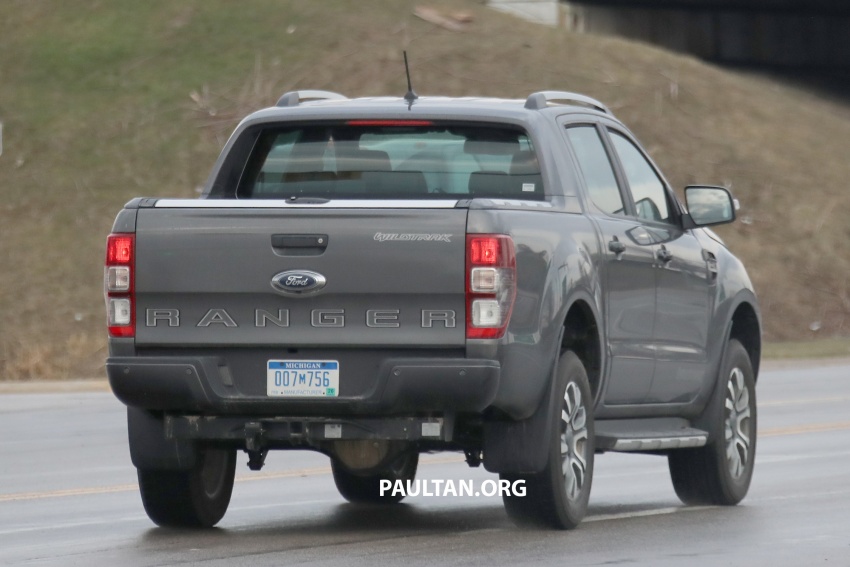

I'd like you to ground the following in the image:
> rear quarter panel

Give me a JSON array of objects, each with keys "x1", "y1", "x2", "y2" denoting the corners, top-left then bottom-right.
[{"x1": 467, "y1": 203, "x2": 603, "y2": 419}]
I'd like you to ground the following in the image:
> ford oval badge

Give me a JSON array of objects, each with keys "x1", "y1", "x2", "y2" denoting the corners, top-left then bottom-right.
[{"x1": 271, "y1": 270, "x2": 327, "y2": 296}]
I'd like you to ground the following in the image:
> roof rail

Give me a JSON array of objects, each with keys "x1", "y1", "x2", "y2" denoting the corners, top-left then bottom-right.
[
  {"x1": 276, "y1": 90, "x2": 347, "y2": 107},
  {"x1": 524, "y1": 91, "x2": 610, "y2": 114}
]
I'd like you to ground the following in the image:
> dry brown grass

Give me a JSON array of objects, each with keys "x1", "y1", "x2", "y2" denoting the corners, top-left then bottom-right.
[
  {"x1": 0, "y1": 0, "x2": 848, "y2": 379},
  {"x1": 1, "y1": 333, "x2": 105, "y2": 381}
]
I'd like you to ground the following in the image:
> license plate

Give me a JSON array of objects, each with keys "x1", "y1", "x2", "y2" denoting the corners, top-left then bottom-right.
[{"x1": 267, "y1": 360, "x2": 339, "y2": 397}]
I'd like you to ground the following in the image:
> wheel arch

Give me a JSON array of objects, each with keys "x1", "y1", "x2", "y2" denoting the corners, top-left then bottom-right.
[
  {"x1": 728, "y1": 299, "x2": 762, "y2": 381},
  {"x1": 560, "y1": 297, "x2": 603, "y2": 400},
  {"x1": 482, "y1": 292, "x2": 603, "y2": 475}
]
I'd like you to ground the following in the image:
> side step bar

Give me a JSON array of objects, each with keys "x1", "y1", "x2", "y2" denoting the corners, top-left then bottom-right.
[{"x1": 595, "y1": 418, "x2": 708, "y2": 453}]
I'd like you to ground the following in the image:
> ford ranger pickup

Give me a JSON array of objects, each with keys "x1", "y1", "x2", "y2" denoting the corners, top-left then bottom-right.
[{"x1": 105, "y1": 89, "x2": 761, "y2": 529}]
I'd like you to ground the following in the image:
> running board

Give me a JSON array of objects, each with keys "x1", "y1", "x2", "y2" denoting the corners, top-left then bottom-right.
[{"x1": 595, "y1": 418, "x2": 709, "y2": 453}]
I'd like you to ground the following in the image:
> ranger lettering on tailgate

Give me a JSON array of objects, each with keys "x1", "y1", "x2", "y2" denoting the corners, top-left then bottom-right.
[{"x1": 144, "y1": 308, "x2": 457, "y2": 328}]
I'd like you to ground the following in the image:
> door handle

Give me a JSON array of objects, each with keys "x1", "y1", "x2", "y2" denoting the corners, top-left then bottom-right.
[
  {"x1": 608, "y1": 238, "x2": 626, "y2": 255},
  {"x1": 702, "y1": 249, "x2": 718, "y2": 281},
  {"x1": 656, "y1": 246, "x2": 673, "y2": 264},
  {"x1": 271, "y1": 234, "x2": 329, "y2": 256}
]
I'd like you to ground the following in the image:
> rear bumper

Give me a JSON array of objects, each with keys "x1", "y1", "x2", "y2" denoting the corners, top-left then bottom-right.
[{"x1": 107, "y1": 355, "x2": 500, "y2": 415}]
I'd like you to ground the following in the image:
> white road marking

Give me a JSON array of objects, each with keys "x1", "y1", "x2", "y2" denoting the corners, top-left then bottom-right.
[
  {"x1": 759, "y1": 396, "x2": 850, "y2": 407},
  {"x1": 586, "y1": 506, "x2": 711, "y2": 523}
]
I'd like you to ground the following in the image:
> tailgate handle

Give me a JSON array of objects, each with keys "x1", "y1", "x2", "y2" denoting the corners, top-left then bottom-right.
[{"x1": 271, "y1": 234, "x2": 329, "y2": 256}]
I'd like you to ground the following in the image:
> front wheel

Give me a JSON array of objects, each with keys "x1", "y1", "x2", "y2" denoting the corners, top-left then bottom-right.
[
  {"x1": 668, "y1": 338, "x2": 757, "y2": 505},
  {"x1": 501, "y1": 350, "x2": 595, "y2": 529},
  {"x1": 137, "y1": 447, "x2": 236, "y2": 528},
  {"x1": 331, "y1": 451, "x2": 419, "y2": 504}
]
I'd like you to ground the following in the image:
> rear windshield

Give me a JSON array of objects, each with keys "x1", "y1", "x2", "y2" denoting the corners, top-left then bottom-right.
[{"x1": 236, "y1": 122, "x2": 544, "y2": 199}]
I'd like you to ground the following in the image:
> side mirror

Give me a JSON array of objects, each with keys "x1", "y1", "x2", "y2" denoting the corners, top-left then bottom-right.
[{"x1": 683, "y1": 185, "x2": 737, "y2": 228}]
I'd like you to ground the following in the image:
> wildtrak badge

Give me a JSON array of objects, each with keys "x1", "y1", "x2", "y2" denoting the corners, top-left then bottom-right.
[{"x1": 374, "y1": 232, "x2": 452, "y2": 243}]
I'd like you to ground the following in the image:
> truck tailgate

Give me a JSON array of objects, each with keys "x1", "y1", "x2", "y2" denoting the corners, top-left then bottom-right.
[{"x1": 134, "y1": 205, "x2": 467, "y2": 347}]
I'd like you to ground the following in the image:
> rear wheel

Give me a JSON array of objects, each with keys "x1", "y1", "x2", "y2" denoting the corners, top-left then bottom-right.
[
  {"x1": 668, "y1": 338, "x2": 757, "y2": 505},
  {"x1": 137, "y1": 447, "x2": 236, "y2": 528},
  {"x1": 501, "y1": 350, "x2": 594, "y2": 529},
  {"x1": 331, "y1": 451, "x2": 419, "y2": 504}
]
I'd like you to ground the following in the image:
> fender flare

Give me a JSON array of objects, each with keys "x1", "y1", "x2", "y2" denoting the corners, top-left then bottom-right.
[
  {"x1": 693, "y1": 290, "x2": 761, "y2": 433},
  {"x1": 483, "y1": 290, "x2": 603, "y2": 474},
  {"x1": 482, "y1": 325, "x2": 565, "y2": 474}
]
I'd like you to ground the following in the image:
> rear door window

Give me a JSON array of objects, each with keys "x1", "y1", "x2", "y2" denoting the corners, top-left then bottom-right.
[{"x1": 237, "y1": 122, "x2": 544, "y2": 199}]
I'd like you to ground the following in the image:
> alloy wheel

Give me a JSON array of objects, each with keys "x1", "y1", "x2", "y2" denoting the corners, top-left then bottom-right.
[
  {"x1": 724, "y1": 367, "x2": 752, "y2": 479},
  {"x1": 560, "y1": 381, "x2": 589, "y2": 501}
]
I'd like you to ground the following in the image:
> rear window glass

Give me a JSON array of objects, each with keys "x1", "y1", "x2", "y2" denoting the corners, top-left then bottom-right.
[{"x1": 236, "y1": 122, "x2": 544, "y2": 199}]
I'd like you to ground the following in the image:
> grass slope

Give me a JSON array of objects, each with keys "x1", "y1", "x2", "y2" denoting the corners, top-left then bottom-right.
[{"x1": 1, "y1": 0, "x2": 849, "y2": 379}]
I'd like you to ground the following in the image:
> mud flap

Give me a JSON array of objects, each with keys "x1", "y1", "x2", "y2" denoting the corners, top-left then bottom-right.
[
  {"x1": 128, "y1": 407, "x2": 197, "y2": 471},
  {"x1": 691, "y1": 318, "x2": 735, "y2": 439},
  {"x1": 481, "y1": 399, "x2": 554, "y2": 473},
  {"x1": 482, "y1": 330, "x2": 563, "y2": 474}
]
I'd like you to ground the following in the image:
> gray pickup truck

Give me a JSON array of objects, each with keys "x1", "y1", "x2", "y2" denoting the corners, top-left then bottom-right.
[{"x1": 105, "y1": 89, "x2": 761, "y2": 529}]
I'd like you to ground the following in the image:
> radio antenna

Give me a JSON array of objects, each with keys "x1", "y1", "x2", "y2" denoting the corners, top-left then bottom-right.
[{"x1": 403, "y1": 51, "x2": 418, "y2": 109}]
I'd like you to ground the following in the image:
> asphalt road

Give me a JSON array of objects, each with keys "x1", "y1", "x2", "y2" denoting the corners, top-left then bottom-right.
[{"x1": 1, "y1": 361, "x2": 849, "y2": 566}]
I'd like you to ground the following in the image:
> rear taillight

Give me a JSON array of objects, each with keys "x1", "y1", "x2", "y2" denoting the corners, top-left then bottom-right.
[
  {"x1": 105, "y1": 233, "x2": 135, "y2": 338},
  {"x1": 466, "y1": 235, "x2": 516, "y2": 339}
]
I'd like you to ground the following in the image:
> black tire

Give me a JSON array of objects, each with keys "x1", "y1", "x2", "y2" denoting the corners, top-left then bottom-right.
[
  {"x1": 137, "y1": 447, "x2": 236, "y2": 528},
  {"x1": 501, "y1": 350, "x2": 595, "y2": 529},
  {"x1": 668, "y1": 338, "x2": 757, "y2": 506},
  {"x1": 331, "y1": 451, "x2": 419, "y2": 504}
]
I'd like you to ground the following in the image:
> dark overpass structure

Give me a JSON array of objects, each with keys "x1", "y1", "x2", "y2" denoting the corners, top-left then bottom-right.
[{"x1": 562, "y1": 0, "x2": 850, "y2": 67}]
